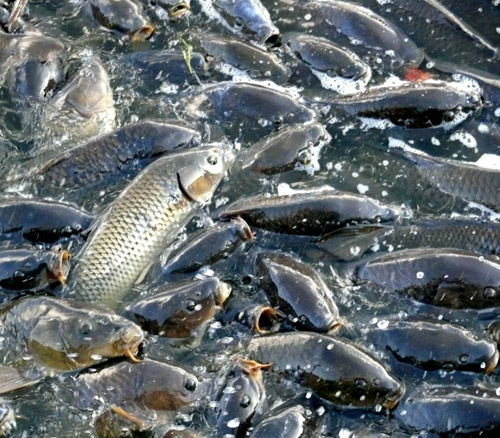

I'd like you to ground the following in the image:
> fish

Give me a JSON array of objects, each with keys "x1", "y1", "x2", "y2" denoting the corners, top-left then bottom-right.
[
  {"x1": 200, "y1": 33, "x2": 291, "y2": 84},
  {"x1": 249, "y1": 405, "x2": 317, "y2": 438},
  {"x1": 38, "y1": 56, "x2": 115, "y2": 147},
  {"x1": 0, "y1": 199, "x2": 93, "y2": 244},
  {"x1": 245, "y1": 332, "x2": 404, "y2": 409},
  {"x1": 214, "y1": 359, "x2": 268, "y2": 437},
  {"x1": 198, "y1": 0, "x2": 280, "y2": 45},
  {"x1": 220, "y1": 188, "x2": 400, "y2": 236},
  {"x1": 35, "y1": 120, "x2": 201, "y2": 193},
  {"x1": 365, "y1": 319, "x2": 499, "y2": 373},
  {"x1": 67, "y1": 146, "x2": 233, "y2": 309},
  {"x1": 0, "y1": 296, "x2": 144, "y2": 394},
  {"x1": 255, "y1": 251, "x2": 342, "y2": 332},
  {"x1": 399, "y1": 148, "x2": 500, "y2": 211},
  {"x1": 317, "y1": 217, "x2": 500, "y2": 261},
  {"x1": 86, "y1": 0, "x2": 154, "y2": 41},
  {"x1": 71, "y1": 359, "x2": 207, "y2": 435},
  {"x1": 154, "y1": 0, "x2": 190, "y2": 20},
  {"x1": 163, "y1": 217, "x2": 253, "y2": 275},
  {"x1": 122, "y1": 277, "x2": 231, "y2": 338},
  {"x1": 309, "y1": 0, "x2": 422, "y2": 65},
  {"x1": 309, "y1": 81, "x2": 482, "y2": 129},
  {"x1": 283, "y1": 32, "x2": 372, "y2": 93},
  {"x1": 353, "y1": 248, "x2": 500, "y2": 309},
  {"x1": 395, "y1": 386, "x2": 500, "y2": 434},
  {"x1": 236, "y1": 122, "x2": 330, "y2": 175},
  {"x1": 0, "y1": 246, "x2": 69, "y2": 295}
]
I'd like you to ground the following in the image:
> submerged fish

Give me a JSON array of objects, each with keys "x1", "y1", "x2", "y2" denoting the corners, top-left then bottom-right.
[
  {"x1": 400, "y1": 149, "x2": 500, "y2": 211},
  {"x1": 249, "y1": 405, "x2": 317, "y2": 438},
  {"x1": 245, "y1": 332, "x2": 404, "y2": 409},
  {"x1": 366, "y1": 320, "x2": 499, "y2": 373},
  {"x1": 317, "y1": 217, "x2": 500, "y2": 261},
  {"x1": 220, "y1": 189, "x2": 400, "y2": 236},
  {"x1": 68, "y1": 146, "x2": 233, "y2": 309},
  {"x1": 352, "y1": 248, "x2": 500, "y2": 309},
  {"x1": 0, "y1": 296, "x2": 143, "y2": 394}
]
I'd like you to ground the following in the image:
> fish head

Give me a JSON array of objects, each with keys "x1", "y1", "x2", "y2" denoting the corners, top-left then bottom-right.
[
  {"x1": 157, "y1": 0, "x2": 191, "y2": 20},
  {"x1": 27, "y1": 301, "x2": 143, "y2": 371},
  {"x1": 177, "y1": 146, "x2": 234, "y2": 204}
]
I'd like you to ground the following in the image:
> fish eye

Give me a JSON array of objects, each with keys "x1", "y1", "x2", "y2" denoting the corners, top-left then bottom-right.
[
  {"x1": 274, "y1": 116, "x2": 283, "y2": 126},
  {"x1": 234, "y1": 17, "x2": 245, "y2": 28},
  {"x1": 483, "y1": 287, "x2": 496, "y2": 300},
  {"x1": 239, "y1": 394, "x2": 251, "y2": 408},
  {"x1": 183, "y1": 377, "x2": 197, "y2": 392},
  {"x1": 298, "y1": 151, "x2": 312, "y2": 165},
  {"x1": 372, "y1": 378, "x2": 380, "y2": 387},
  {"x1": 354, "y1": 378, "x2": 367, "y2": 388},
  {"x1": 186, "y1": 299, "x2": 196, "y2": 312},
  {"x1": 207, "y1": 155, "x2": 218, "y2": 166},
  {"x1": 79, "y1": 322, "x2": 93, "y2": 336},
  {"x1": 459, "y1": 354, "x2": 469, "y2": 364}
]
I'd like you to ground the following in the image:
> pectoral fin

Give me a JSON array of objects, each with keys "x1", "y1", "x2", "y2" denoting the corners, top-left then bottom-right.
[{"x1": 0, "y1": 365, "x2": 40, "y2": 394}]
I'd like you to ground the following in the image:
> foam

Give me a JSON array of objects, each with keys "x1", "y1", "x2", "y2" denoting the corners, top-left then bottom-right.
[
  {"x1": 449, "y1": 130, "x2": 478, "y2": 150},
  {"x1": 311, "y1": 68, "x2": 371, "y2": 95}
]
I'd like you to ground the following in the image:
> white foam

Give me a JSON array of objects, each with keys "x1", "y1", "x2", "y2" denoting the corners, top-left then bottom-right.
[
  {"x1": 357, "y1": 183, "x2": 369, "y2": 194},
  {"x1": 359, "y1": 117, "x2": 395, "y2": 130},
  {"x1": 311, "y1": 68, "x2": 371, "y2": 95},
  {"x1": 450, "y1": 130, "x2": 478, "y2": 150},
  {"x1": 475, "y1": 154, "x2": 500, "y2": 170}
]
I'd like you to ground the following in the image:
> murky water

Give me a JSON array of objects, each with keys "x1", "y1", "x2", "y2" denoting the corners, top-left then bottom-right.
[{"x1": 1, "y1": 0, "x2": 500, "y2": 436}]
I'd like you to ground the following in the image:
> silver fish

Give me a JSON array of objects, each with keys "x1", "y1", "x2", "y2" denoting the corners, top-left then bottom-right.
[{"x1": 67, "y1": 146, "x2": 233, "y2": 309}]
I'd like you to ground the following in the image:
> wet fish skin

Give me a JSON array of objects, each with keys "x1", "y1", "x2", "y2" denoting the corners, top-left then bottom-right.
[
  {"x1": 68, "y1": 146, "x2": 233, "y2": 309},
  {"x1": 355, "y1": 248, "x2": 500, "y2": 309},
  {"x1": 312, "y1": 81, "x2": 482, "y2": 129},
  {"x1": 0, "y1": 296, "x2": 143, "y2": 393},
  {"x1": 164, "y1": 217, "x2": 253, "y2": 275},
  {"x1": 317, "y1": 218, "x2": 500, "y2": 261},
  {"x1": 122, "y1": 277, "x2": 231, "y2": 338},
  {"x1": 201, "y1": 33, "x2": 291, "y2": 84},
  {"x1": 215, "y1": 359, "x2": 267, "y2": 437},
  {"x1": 220, "y1": 189, "x2": 400, "y2": 236},
  {"x1": 249, "y1": 405, "x2": 315, "y2": 438},
  {"x1": 0, "y1": 199, "x2": 93, "y2": 244},
  {"x1": 237, "y1": 122, "x2": 329, "y2": 175},
  {"x1": 395, "y1": 386, "x2": 500, "y2": 434},
  {"x1": 87, "y1": 0, "x2": 154, "y2": 41},
  {"x1": 283, "y1": 32, "x2": 371, "y2": 81},
  {"x1": 401, "y1": 149, "x2": 500, "y2": 211},
  {"x1": 366, "y1": 320, "x2": 499, "y2": 373},
  {"x1": 255, "y1": 251, "x2": 341, "y2": 332},
  {"x1": 310, "y1": 0, "x2": 422, "y2": 65},
  {"x1": 0, "y1": 246, "x2": 69, "y2": 294},
  {"x1": 208, "y1": 0, "x2": 280, "y2": 45},
  {"x1": 245, "y1": 332, "x2": 404, "y2": 409},
  {"x1": 36, "y1": 120, "x2": 201, "y2": 191}
]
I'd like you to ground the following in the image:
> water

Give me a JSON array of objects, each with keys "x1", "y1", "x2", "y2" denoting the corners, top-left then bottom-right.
[{"x1": 1, "y1": 0, "x2": 500, "y2": 437}]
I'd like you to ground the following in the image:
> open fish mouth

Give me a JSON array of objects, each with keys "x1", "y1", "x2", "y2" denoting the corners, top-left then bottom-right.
[
  {"x1": 486, "y1": 349, "x2": 500, "y2": 374},
  {"x1": 169, "y1": 2, "x2": 190, "y2": 20},
  {"x1": 130, "y1": 24, "x2": 154, "y2": 42}
]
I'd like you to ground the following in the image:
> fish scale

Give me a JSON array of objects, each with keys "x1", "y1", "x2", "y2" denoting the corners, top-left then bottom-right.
[{"x1": 68, "y1": 147, "x2": 229, "y2": 309}]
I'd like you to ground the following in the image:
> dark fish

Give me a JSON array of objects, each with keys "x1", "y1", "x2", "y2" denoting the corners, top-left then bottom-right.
[
  {"x1": 215, "y1": 359, "x2": 268, "y2": 437},
  {"x1": 122, "y1": 277, "x2": 231, "y2": 338},
  {"x1": 199, "y1": 0, "x2": 280, "y2": 45},
  {"x1": 395, "y1": 386, "x2": 500, "y2": 434},
  {"x1": 249, "y1": 405, "x2": 316, "y2": 438},
  {"x1": 283, "y1": 32, "x2": 371, "y2": 84},
  {"x1": 354, "y1": 248, "x2": 500, "y2": 309},
  {"x1": 236, "y1": 123, "x2": 329, "y2": 175},
  {"x1": 86, "y1": 0, "x2": 154, "y2": 41},
  {"x1": 0, "y1": 199, "x2": 93, "y2": 244},
  {"x1": 0, "y1": 296, "x2": 143, "y2": 394},
  {"x1": 220, "y1": 189, "x2": 400, "y2": 236},
  {"x1": 245, "y1": 332, "x2": 404, "y2": 409},
  {"x1": 400, "y1": 148, "x2": 500, "y2": 211},
  {"x1": 366, "y1": 320, "x2": 499, "y2": 373},
  {"x1": 184, "y1": 82, "x2": 316, "y2": 138},
  {"x1": 164, "y1": 218, "x2": 253, "y2": 275},
  {"x1": 310, "y1": 0, "x2": 422, "y2": 65},
  {"x1": 36, "y1": 120, "x2": 201, "y2": 192},
  {"x1": 68, "y1": 146, "x2": 233, "y2": 309},
  {"x1": 0, "y1": 246, "x2": 69, "y2": 294},
  {"x1": 310, "y1": 81, "x2": 482, "y2": 129},
  {"x1": 201, "y1": 33, "x2": 291, "y2": 84},
  {"x1": 124, "y1": 50, "x2": 208, "y2": 86},
  {"x1": 73, "y1": 359, "x2": 207, "y2": 434},
  {"x1": 255, "y1": 251, "x2": 342, "y2": 332},
  {"x1": 317, "y1": 217, "x2": 500, "y2": 261}
]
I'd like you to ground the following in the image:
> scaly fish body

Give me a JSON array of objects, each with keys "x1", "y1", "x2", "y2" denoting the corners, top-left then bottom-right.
[{"x1": 68, "y1": 146, "x2": 232, "y2": 309}]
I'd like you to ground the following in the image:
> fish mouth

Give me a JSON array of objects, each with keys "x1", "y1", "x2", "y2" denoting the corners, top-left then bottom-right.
[
  {"x1": 216, "y1": 281, "x2": 232, "y2": 306},
  {"x1": 47, "y1": 247, "x2": 71, "y2": 285},
  {"x1": 327, "y1": 318, "x2": 344, "y2": 335},
  {"x1": 168, "y1": 2, "x2": 190, "y2": 20},
  {"x1": 253, "y1": 307, "x2": 280, "y2": 334},
  {"x1": 382, "y1": 384, "x2": 405, "y2": 410},
  {"x1": 130, "y1": 24, "x2": 154, "y2": 42},
  {"x1": 264, "y1": 31, "x2": 281, "y2": 48},
  {"x1": 486, "y1": 349, "x2": 500, "y2": 374},
  {"x1": 116, "y1": 325, "x2": 144, "y2": 361}
]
